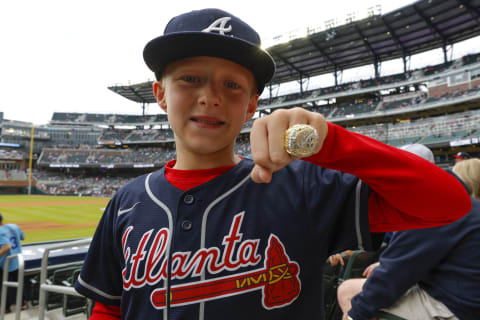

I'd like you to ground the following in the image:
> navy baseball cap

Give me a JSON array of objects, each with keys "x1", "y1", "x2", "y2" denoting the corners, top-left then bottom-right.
[
  {"x1": 143, "y1": 8, "x2": 275, "y2": 94},
  {"x1": 454, "y1": 151, "x2": 472, "y2": 159}
]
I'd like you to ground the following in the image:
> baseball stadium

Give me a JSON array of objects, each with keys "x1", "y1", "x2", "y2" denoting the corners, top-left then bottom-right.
[{"x1": 1, "y1": 0, "x2": 480, "y2": 319}]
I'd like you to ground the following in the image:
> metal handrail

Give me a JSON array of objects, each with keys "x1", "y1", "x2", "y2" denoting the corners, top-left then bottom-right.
[
  {"x1": 0, "y1": 254, "x2": 24, "y2": 320},
  {"x1": 38, "y1": 238, "x2": 91, "y2": 320}
]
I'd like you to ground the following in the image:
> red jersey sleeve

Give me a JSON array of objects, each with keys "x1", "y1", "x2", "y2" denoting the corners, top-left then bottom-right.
[
  {"x1": 305, "y1": 122, "x2": 471, "y2": 232},
  {"x1": 89, "y1": 302, "x2": 121, "y2": 320}
]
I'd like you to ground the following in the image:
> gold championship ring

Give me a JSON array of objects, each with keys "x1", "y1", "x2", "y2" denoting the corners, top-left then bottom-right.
[{"x1": 284, "y1": 124, "x2": 319, "y2": 158}]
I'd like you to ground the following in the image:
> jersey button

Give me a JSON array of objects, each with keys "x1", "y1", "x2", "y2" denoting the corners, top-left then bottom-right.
[
  {"x1": 184, "y1": 194, "x2": 195, "y2": 204},
  {"x1": 181, "y1": 220, "x2": 193, "y2": 231}
]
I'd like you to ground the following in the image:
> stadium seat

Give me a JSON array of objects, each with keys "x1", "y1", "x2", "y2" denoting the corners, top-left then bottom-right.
[
  {"x1": 323, "y1": 246, "x2": 387, "y2": 320},
  {"x1": 323, "y1": 250, "x2": 373, "y2": 320},
  {"x1": 62, "y1": 268, "x2": 87, "y2": 317},
  {"x1": 323, "y1": 258, "x2": 344, "y2": 320},
  {"x1": 45, "y1": 264, "x2": 83, "y2": 310},
  {"x1": 28, "y1": 272, "x2": 42, "y2": 306}
]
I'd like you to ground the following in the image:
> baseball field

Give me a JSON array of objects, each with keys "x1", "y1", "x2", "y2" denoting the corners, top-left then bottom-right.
[{"x1": 0, "y1": 195, "x2": 110, "y2": 243}]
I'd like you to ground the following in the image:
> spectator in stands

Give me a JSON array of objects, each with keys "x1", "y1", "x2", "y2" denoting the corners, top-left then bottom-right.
[
  {"x1": 0, "y1": 213, "x2": 25, "y2": 313},
  {"x1": 399, "y1": 143, "x2": 435, "y2": 164},
  {"x1": 453, "y1": 158, "x2": 480, "y2": 200},
  {"x1": 327, "y1": 249, "x2": 356, "y2": 267},
  {"x1": 453, "y1": 151, "x2": 472, "y2": 164},
  {"x1": 337, "y1": 146, "x2": 480, "y2": 320},
  {"x1": 0, "y1": 236, "x2": 12, "y2": 310}
]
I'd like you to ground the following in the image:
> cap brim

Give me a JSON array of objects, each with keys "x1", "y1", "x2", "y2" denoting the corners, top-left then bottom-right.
[
  {"x1": 453, "y1": 155, "x2": 463, "y2": 159},
  {"x1": 143, "y1": 32, "x2": 275, "y2": 94}
]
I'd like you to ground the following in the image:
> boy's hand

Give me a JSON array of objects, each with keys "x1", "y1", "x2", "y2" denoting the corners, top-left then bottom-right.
[{"x1": 250, "y1": 107, "x2": 328, "y2": 183}]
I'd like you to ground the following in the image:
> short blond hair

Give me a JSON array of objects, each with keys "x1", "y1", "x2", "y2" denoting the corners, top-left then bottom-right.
[{"x1": 452, "y1": 158, "x2": 480, "y2": 200}]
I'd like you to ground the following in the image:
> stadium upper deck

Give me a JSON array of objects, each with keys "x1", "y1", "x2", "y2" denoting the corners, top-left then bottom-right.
[
  {"x1": 108, "y1": 0, "x2": 480, "y2": 103},
  {"x1": 1, "y1": 55, "x2": 479, "y2": 155},
  {"x1": 1, "y1": 0, "x2": 479, "y2": 171},
  {"x1": 44, "y1": 56, "x2": 480, "y2": 128}
]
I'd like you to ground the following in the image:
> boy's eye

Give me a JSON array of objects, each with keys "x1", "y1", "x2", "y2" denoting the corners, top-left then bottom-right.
[
  {"x1": 224, "y1": 80, "x2": 240, "y2": 89},
  {"x1": 181, "y1": 75, "x2": 200, "y2": 83}
]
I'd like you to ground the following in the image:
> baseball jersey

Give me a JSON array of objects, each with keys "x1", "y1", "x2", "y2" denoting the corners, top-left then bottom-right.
[
  {"x1": 75, "y1": 123, "x2": 471, "y2": 320},
  {"x1": 0, "y1": 224, "x2": 24, "y2": 272},
  {"x1": 76, "y1": 158, "x2": 372, "y2": 319}
]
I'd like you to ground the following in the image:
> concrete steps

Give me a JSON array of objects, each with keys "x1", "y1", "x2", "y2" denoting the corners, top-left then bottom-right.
[{"x1": 3, "y1": 305, "x2": 86, "y2": 320}]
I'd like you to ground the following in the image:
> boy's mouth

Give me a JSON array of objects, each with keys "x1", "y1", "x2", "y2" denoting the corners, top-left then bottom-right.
[{"x1": 191, "y1": 116, "x2": 225, "y2": 125}]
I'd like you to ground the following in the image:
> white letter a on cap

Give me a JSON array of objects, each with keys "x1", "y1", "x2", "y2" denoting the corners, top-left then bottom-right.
[{"x1": 202, "y1": 17, "x2": 232, "y2": 35}]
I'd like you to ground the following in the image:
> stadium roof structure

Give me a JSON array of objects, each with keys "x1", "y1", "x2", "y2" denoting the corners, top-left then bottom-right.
[
  {"x1": 269, "y1": 0, "x2": 480, "y2": 85},
  {"x1": 109, "y1": 0, "x2": 480, "y2": 103},
  {"x1": 108, "y1": 81, "x2": 154, "y2": 104}
]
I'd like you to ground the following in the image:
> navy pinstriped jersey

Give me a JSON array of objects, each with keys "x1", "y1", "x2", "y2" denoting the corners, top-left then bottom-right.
[{"x1": 75, "y1": 158, "x2": 372, "y2": 319}]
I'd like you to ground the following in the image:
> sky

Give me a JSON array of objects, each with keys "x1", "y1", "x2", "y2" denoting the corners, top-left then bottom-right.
[{"x1": 0, "y1": 0, "x2": 442, "y2": 125}]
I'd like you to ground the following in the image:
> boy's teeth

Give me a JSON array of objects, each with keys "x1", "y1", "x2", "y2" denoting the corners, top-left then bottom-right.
[{"x1": 196, "y1": 119, "x2": 221, "y2": 124}]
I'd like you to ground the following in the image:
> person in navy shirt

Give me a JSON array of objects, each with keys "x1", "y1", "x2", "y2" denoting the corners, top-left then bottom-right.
[{"x1": 337, "y1": 156, "x2": 480, "y2": 320}]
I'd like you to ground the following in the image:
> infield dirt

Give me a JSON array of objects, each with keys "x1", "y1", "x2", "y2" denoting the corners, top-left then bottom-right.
[
  {"x1": 2, "y1": 199, "x2": 107, "y2": 207},
  {"x1": 17, "y1": 221, "x2": 98, "y2": 232}
]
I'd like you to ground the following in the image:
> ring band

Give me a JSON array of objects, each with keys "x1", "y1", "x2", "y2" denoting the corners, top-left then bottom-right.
[{"x1": 284, "y1": 124, "x2": 319, "y2": 158}]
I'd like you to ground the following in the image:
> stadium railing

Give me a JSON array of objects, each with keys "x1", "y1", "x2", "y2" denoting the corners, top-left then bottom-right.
[
  {"x1": 37, "y1": 238, "x2": 92, "y2": 320},
  {"x1": 1, "y1": 253, "x2": 25, "y2": 320}
]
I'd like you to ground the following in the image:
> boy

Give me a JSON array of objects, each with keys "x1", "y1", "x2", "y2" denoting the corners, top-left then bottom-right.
[{"x1": 74, "y1": 8, "x2": 471, "y2": 320}]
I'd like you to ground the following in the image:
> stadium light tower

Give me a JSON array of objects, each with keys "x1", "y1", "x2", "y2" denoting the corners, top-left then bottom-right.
[{"x1": 28, "y1": 123, "x2": 34, "y2": 195}]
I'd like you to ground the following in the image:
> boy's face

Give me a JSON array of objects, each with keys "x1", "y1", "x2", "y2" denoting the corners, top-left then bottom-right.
[{"x1": 154, "y1": 56, "x2": 258, "y2": 161}]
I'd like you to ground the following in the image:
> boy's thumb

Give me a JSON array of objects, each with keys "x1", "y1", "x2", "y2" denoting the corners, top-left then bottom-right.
[{"x1": 250, "y1": 165, "x2": 272, "y2": 184}]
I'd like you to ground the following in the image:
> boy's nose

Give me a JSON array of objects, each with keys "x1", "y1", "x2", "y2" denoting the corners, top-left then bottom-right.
[{"x1": 198, "y1": 82, "x2": 220, "y2": 107}]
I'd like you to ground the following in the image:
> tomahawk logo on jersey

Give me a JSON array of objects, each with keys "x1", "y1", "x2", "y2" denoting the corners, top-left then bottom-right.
[{"x1": 75, "y1": 159, "x2": 371, "y2": 319}]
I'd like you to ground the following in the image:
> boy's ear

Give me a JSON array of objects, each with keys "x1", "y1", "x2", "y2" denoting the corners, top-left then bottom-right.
[
  {"x1": 245, "y1": 94, "x2": 259, "y2": 122},
  {"x1": 153, "y1": 81, "x2": 167, "y2": 112}
]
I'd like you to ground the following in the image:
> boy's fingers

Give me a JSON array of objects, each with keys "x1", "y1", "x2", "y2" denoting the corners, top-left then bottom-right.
[
  {"x1": 309, "y1": 115, "x2": 328, "y2": 153},
  {"x1": 250, "y1": 108, "x2": 328, "y2": 184},
  {"x1": 250, "y1": 118, "x2": 269, "y2": 165},
  {"x1": 250, "y1": 118, "x2": 282, "y2": 176},
  {"x1": 267, "y1": 113, "x2": 299, "y2": 164},
  {"x1": 250, "y1": 121, "x2": 290, "y2": 183}
]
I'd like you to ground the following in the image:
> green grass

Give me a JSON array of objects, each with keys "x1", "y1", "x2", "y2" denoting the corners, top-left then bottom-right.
[
  {"x1": 0, "y1": 195, "x2": 110, "y2": 243},
  {"x1": 26, "y1": 226, "x2": 97, "y2": 243}
]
